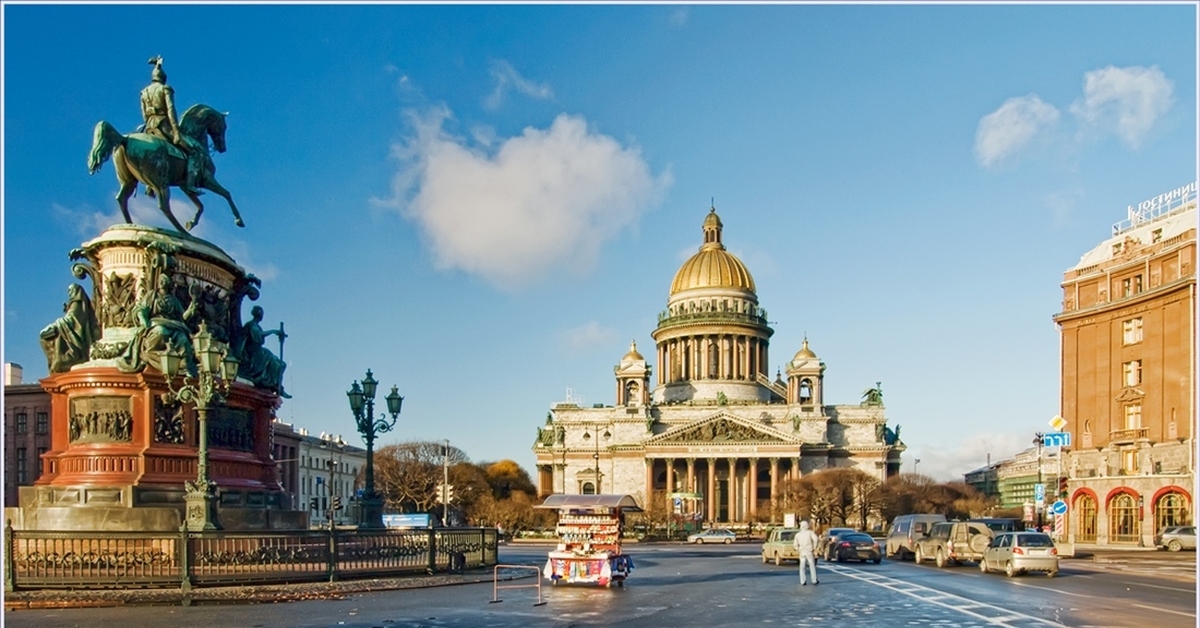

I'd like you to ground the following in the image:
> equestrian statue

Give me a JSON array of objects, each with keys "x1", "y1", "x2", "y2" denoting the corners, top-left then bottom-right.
[{"x1": 88, "y1": 56, "x2": 244, "y2": 233}]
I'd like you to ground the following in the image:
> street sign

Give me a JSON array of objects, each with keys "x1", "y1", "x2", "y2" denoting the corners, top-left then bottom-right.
[
  {"x1": 1049, "y1": 500, "x2": 1068, "y2": 515},
  {"x1": 1034, "y1": 483, "x2": 1045, "y2": 502},
  {"x1": 1049, "y1": 415, "x2": 1068, "y2": 431},
  {"x1": 1054, "y1": 513, "x2": 1065, "y2": 537},
  {"x1": 1042, "y1": 432, "x2": 1071, "y2": 447}
]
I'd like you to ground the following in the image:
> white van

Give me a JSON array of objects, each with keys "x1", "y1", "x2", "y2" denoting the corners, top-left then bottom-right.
[{"x1": 885, "y1": 514, "x2": 946, "y2": 560}]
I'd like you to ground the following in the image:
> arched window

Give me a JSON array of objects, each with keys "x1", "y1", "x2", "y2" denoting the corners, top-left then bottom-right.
[
  {"x1": 799, "y1": 379, "x2": 812, "y2": 404},
  {"x1": 582, "y1": 482, "x2": 595, "y2": 495},
  {"x1": 1108, "y1": 493, "x2": 1139, "y2": 544},
  {"x1": 1156, "y1": 491, "x2": 1191, "y2": 533},
  {"x1": 1076, "y1": 493, "x2": 1097, "y2": 542}
]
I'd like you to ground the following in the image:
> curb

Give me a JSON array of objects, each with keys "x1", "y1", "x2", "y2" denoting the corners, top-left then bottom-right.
[{"x1": 4, "y1": 567, "x2": 540, "y2": 611}]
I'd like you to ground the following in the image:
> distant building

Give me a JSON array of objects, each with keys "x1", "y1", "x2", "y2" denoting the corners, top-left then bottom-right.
[
  {"x1": 2, "y1": 364, "x2": 51, "y2": 508},
  {"x1": 1054, "y1": 183, "x2": 1196, "y2": 546},
  {"x1": 963, "y1": 461, "x2": 1001, "y2": 502},
  {"x1": 277, "y1": 422, "x2": 367, "y2": 527},
  {"x1": 532, "y1": 208, "x2": 905, "y2": 523},
  {"x1": 994, "y1": 446, "x2": 1061, "y2": 512}
]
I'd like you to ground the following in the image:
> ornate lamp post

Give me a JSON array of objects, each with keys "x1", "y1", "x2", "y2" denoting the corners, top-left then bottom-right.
[
  {"x1": 161, "y1": 321, "x2": 240, "y2": 531},
  {"x1": 347, "y1": 369, "x2": 402, "y2": 528},
  {"x1": 582, "y1": 424, "x2": 611, "y2": 494}
]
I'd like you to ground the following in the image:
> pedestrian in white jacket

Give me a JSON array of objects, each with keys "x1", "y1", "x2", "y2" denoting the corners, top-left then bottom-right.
[{"x1": 792, "y1": 520, "x2": 820, "y2": 585}]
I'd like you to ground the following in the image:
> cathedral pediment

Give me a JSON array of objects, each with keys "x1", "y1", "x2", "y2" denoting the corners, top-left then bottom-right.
[{"x1": 647, "y1": 414, "x2": 796, "y2": 445}]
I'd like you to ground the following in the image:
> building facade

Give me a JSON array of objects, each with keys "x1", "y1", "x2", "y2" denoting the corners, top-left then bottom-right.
[
  {"x1": 1054, "y1": 183, "x2": 1196, "y2": 546},
  {"x1": 532, "y1": 208, "x2": 905, "y2": 523},
  {"x1": 3, "y1": 364, "x2": 52, "y2": 508}
]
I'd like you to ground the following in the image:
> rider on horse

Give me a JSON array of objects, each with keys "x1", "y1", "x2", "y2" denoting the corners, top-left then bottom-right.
[{"x1": 139, "y1": 56, "x2": 202, "y2": 197}]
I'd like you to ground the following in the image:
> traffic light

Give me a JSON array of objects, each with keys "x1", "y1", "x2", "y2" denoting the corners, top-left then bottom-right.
[
  {"x1": 436, "y1": 484, "x2": 455, "y2": 504},
  {"x1": 1058, "y1": 477, "x2": 1069, "y2": 499},
  {"x1": 332, "y1": 496, "x2": 343, "y2": 511},
  {"x1": 310, "y1": 497, "x2": 319, "y2": 511}
]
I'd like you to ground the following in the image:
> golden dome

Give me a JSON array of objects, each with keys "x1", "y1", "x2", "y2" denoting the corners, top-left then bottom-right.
[
  {"x1": 622, "y1": 341, "x2": 644, "y2": 362},
  {"x1": 669, "y1": 208, "x2": 756, "y2": 296},
  {"x1": 793, "y1": 337, "x2": 817, "y2": 360}
]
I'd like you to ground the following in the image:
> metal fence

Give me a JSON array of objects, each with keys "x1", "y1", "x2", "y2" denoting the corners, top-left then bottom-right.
[{"x1": 4, "y1": 523, "x2": 499, "y2": 591}]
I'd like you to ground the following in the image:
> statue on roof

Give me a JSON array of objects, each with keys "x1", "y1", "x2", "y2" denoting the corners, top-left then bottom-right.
[{"x1": 861, "y1": 381, "x2": 883, "y2": 407}]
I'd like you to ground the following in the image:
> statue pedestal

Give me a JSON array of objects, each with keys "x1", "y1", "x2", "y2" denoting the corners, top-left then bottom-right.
[{"x1": 16, "y1": 224, "x2": 306, "y2": 531}]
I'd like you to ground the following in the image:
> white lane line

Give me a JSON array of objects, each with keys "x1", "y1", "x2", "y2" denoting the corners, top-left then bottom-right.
[
  {"x1": 828, "y1": 565, "x2": 1061, "y2": 626},
  {"x1": 1122, "y1": 581, "x2": 1194, "y2": 592},
  {"x1": 1008, "y1": 581, "x2": 1096, "y2": 598},
  {"x1": 1130, "y1": 603, "x2": 1196, "y2": 618}
]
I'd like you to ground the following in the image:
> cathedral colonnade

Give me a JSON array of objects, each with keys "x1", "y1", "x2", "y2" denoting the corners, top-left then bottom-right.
[
  {"x1": 643, "y1": 455, "x2": 801, "y2": 524},
  {"x1": 657, "y1": 334, "x2": 769, "y2": 385}
]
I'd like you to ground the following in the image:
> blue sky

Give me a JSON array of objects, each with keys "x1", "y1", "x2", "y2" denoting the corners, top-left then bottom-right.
[{"x1": 3, "y1": 4, "x2": 1196, "y2": 482}]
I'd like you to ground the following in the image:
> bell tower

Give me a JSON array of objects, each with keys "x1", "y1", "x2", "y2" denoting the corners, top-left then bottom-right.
[
  {"x1": 614, "y1": 341, "x2": 651, "y2": 407},
  {"x1": 786, "y1": 337, "x2": 824, "y2": 409}
]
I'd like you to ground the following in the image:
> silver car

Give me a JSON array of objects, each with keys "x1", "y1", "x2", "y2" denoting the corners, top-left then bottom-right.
[
  {"x1": 687, "y1": 528, "x2": 736, "y2": 544},
  {"x1": 1155, "y1": 526, "x2": 1196, "y2": 552},
  {"x1": 979, "y1": 532, "x2": 1059, "y2": 577}
]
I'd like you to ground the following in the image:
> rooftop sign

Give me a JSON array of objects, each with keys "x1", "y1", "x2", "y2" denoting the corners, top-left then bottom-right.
[{"x1": 1112, "y1": 181, "x2": 1197, "y2": 236}]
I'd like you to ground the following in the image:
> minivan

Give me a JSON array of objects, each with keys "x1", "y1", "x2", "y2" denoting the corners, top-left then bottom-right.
[{"x1": 885, "y1": 514, "x2": 946, "y2": 560}]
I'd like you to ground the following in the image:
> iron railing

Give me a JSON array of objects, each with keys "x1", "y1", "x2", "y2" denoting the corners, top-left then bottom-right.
[{"x1": 4, "y1": 522, "x2": 498, "y2": 591}]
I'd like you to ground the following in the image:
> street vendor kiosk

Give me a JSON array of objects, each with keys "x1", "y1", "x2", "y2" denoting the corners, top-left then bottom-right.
[{"x1": 536, "y1": 493, "x2": 641, "y2": 587}]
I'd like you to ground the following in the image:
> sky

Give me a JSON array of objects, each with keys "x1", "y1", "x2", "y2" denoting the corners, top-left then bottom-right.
[{"x1": 2, "y1": 4, "x2": 1197, "y2": 483}]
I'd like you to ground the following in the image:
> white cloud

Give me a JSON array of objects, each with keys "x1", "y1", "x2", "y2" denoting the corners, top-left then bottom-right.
[
  {"x1": 974, "y1": 95, "x2": 1060, "y2": 169},
  {"x1": 907, "y1": 432, "x2": 1034, "y2": 483},
  {"x1": 485, "y1": 60, "x2": 554, "y2": 110},
  {"x1": 380, "y1": 107, "x2": 672, "y2": 290},
  {"x1": 669, "y1": 8, "x2": 690, "y2": 27},
  {"x1": 1070, "y1": 65, "x2": 1173, "y2": 149},
  {"x1": 559, "y1": 321, "x2": 619, "y2": 351}
]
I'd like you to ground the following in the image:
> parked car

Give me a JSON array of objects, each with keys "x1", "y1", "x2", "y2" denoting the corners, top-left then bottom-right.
[
  {"x1": 687, "y1": 528, "x2": 736, "y2": 544},
  {"x1": 761, "y1": 528, "x2": 800, "y2": 565},
  {"x1": 979, "y1": 532, "x2": 1059, "y2": 577},
  {"x1": 970, "y1": 518, "x2": 1024, "y2": 533},
  {"x1": 915, "y1": 521, "x2": 993, "y2": 567},
  {"x1": 818, "y1": 527, "x2": 858, "y2": 561},
  {"x1": 1155, "y1": 526, "x2": 1196, "y2": 552},
  {"x1": 885, "y1": 514, "x2": 946, "y2": 560},
  {"x1": 827, "y1": 532, "x2": 882, "y2": 563}
]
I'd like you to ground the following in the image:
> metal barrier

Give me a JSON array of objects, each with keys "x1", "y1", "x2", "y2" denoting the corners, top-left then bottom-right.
[
  {"x1": 5, "y1": 522, "x2": 499, "y2": 591},
  {"x1": 490, "y1": 564, "x2": 545, "y2": 606}
]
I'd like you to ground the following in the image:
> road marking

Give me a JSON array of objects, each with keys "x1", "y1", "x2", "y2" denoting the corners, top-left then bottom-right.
[
  {"x1": 1122, "y1": 581, "x2": 1194, "y2": 593},
  {"x1": 828, "y1": 565, "x2": 1061, "y2": 626},
  {"x1": 1130, "y1": 603, "x2": 1195, "y2": 618},
  {"x1": 1008, "y1": 581, "x2": 1095, "y2": 598}
]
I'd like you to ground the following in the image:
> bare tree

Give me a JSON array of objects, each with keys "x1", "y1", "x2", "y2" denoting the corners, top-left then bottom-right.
[{"x1": 372, "y1": 440, "x2": 468, "y2": 514}]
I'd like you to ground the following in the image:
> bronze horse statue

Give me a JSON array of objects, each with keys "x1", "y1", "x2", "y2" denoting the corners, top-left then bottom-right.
[{"x1": 88, "y1": 104, "x2": 244, "y2": 233}]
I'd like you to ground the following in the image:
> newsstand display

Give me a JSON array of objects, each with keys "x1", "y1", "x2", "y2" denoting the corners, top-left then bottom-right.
[{"x1": 537, "y1": 493, "x2": 642, "y2": 587}]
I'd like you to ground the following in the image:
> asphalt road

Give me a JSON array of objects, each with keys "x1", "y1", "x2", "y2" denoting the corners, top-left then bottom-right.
[{"x1": 5, "y1": 543, "x2": 1194, "y2": 628}]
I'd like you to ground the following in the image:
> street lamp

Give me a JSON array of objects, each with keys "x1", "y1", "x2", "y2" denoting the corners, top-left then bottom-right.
[
  {"x1": 914, "y1": 458, "x2": 921, "y2": 476},
  {"x1": 320, "y1": 436, "x2": 346, "y2": 527},
  {"x1": 161, "y1": 321, "x2": 240, "y2": 531},
  {"x1": 1033, "y1": 432, "x2": 1044, "y2": 529},
  {"x1": 347, "y1": 369, "x2": 402, "y2": 528},
  {"x1": 582, "y1": 425, "x2": 611, "y2": 494}
]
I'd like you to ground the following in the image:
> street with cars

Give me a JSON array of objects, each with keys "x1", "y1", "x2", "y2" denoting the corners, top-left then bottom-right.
[{"x1": 5, "y1": 541, "x2": 1193, "y2": 628}]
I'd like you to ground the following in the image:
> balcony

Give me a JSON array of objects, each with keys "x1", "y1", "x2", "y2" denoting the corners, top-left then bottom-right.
[{"x1": 1108, "y1": 428, "x2": 1148, "y2": 444}]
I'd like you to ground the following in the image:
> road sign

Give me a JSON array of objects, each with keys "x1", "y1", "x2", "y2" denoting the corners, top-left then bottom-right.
[
  {"x1": 1049, "y1": 500, "x2": 1068, "y2": 515},
  {"x1": 1054, "y1": 513, "x2": 1065, "y2": 537},
  {"x1": 1034, "y1": 483, "x2": 1045, "y2": 502},
  {"x1": 1042, "y1": 432, "x2": 1071, "y2": 447},
  {"x1": 1049, "y1": 415, "x2": 1068, "y2": 431}
]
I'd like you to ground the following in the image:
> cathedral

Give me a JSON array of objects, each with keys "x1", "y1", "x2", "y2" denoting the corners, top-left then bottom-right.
[{"x1": 533, "y1": 208, "x2": 905, "y2": 523}]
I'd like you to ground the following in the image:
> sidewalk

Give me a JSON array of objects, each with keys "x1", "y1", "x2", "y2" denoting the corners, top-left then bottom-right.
[{"x1": 3, "y1": 566, "x2": 539, "y2": 611}]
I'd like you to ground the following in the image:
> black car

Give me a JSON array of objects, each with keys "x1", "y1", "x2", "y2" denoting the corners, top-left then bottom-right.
[{"x1": 828, "y1": 532, "x2": 882, "y2": 563}]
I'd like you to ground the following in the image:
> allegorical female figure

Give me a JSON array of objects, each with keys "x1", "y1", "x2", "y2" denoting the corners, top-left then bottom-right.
[
  {"x1": 40, "y1": 284, "x2": 101, "y2": 373},
  {"x1": 238, "y1": 305, "x2": 289, "y2": 397}
]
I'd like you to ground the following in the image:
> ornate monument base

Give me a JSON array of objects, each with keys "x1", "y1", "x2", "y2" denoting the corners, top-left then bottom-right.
[{"x1": 14, "y1": 225, "x2": 304, "y2": 531}]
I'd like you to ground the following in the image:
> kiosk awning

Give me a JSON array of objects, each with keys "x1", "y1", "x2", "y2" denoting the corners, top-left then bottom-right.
[{"x1": 535, "y1": 493, "x2": 643, "y2": 511}]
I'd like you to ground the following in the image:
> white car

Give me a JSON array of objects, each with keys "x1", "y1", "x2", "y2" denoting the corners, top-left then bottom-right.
[{"x1": 687, "y1": 528, "x2": 737, "y2": 544}]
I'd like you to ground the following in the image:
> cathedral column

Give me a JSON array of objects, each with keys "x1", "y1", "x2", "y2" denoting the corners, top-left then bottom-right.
[
  {"x1": 665, "y1": 458, "x2": 676, "y2": 494},
  {"x1": 726, "y1": 457, "x2": 738, "y2": 522},
  {"x1": 686, "y1": 458, "x2": 696, "y2": 503},
  {"x1": 748, "y1": 458, "x2": 759, "y2": 520},
  {"x1": 769, "y1": 457, "x2": 780, "y2": 520},
  {"x1": 644, "y1": 458, "x2": 654, "y2": 506},
  {"x1": 700, "y1": 336, "x2": 709, "y2": 379},
  {"x1": 706, "y1": 458, "x2": 716, "y2": 522}
]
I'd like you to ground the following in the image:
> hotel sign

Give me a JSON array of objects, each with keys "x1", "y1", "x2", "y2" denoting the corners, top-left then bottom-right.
[{"x1": 1114, "y1": 181, "x2": 1197, "y2": 235}]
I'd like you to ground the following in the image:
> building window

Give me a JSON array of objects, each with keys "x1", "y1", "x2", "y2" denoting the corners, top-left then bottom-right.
[
  {"x1": 1121, "y1": 449, "x2": 1139, "y2": 475},
  {"x1": 1123, "y1": 360, "x2": 1142, "y2": 387},
  {"x1": 581, "y1": 482, "x2": 595, "y2": 495},
  {"x1": 16, "y1": 448, "x2": 27, "y2": 484},
  {"x1": 35, "y1": 412, "x2": 48, "y2": 434},
  {"x1": 1108, "y1": 493, "x2": 1140, "y2": 544},
  {"x1": 1152, "y1": 228, "x2": 1163, "y2": 243},
  {"x1": 1125, "y1": 404, "x2": 1142, "y2": 430},
  {"x1": 1156, "y1": 492, "x2": 1191, "y2": 533},
  {"x1": 1076, "y1": 494, "x2": 1097, "y2": 543},
  {"x1": 36, "y1": 447, "x2": 47, "y2": 478},
  {"x1": 15, "y1": 412, "x2": 27, "y2": 434},
  {"x1": 1134, "y1": 275, "x2": 1143, "y2": 294},
  {"x1": 1122, "y1": 278, "x2": 1132, "y2": 297},
  {"x1": 1122, "y1": 318, "x2": 1143, "y2": 345}
]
